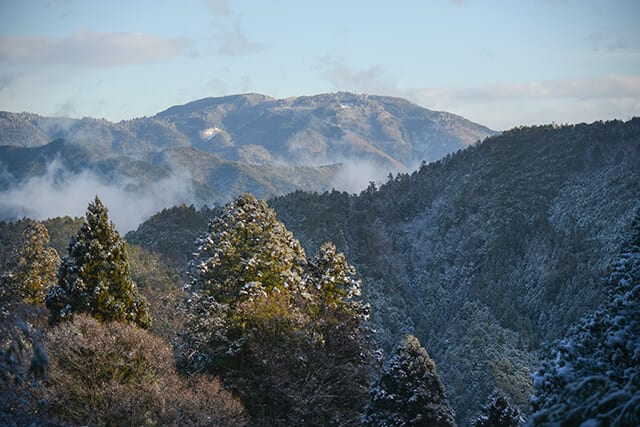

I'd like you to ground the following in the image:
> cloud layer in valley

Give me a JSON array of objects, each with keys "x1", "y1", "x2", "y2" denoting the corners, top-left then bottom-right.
[
  {"x1": 329, "y1": 158, "x2": 393, "y2": 195},
  {"x1": 0, "y1": 160, "x2": 197, "y2": 232}
]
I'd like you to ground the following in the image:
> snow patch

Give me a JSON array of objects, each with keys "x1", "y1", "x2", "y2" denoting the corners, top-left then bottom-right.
[{"x1": 200, "y1": 127, "x2": 222, "y2": 140}]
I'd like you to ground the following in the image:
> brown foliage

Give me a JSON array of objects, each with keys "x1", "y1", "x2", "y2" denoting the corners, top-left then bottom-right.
[{"x1": 44, "y1": 314, "x2": 245, "y2": 427}]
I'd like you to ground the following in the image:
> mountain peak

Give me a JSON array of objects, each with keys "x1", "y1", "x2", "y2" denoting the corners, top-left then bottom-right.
[
  {"x1": 156, "y1": 93, "x2": 275, "y2": 118},
  {"x1": 0, "y1": 92, "x2": 497, "y2": 210}
]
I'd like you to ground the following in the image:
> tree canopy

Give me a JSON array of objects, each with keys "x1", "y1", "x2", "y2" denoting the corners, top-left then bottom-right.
[
  {"x1": 1, "y1": 220, "x2": 60, "y2": 314},
  {"x1": 363, "y1": 334, "x2": 456, "y2": 427},
  {"x1": 46, "y1": 196, "x2": 150, "y2": 329},
  {"x1": 176, "y1": 194, "x2": 371, "y2": 426},
  {"x1": 528, "y1": 214, "x2": 640, "y2": 426}
]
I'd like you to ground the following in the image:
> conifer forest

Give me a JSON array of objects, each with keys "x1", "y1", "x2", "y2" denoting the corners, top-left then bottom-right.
[{"x1": 1, "y1": 118, "x2": 639, "y2": 426}]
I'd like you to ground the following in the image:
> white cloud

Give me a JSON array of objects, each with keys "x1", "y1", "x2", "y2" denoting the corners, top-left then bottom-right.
[
  {"x1": 216, "y1": 21, "x2": 265, "y2": 56},
  {"x1": 0, "y1": 31, "x2": 190, "y2": 66},
  {"x1": 318, "y1": 58, "x2": 400, "y2": 96},
  {"x1": 412, "y1": 75, "x2": 640, "y2": 128},
  {"x1": 330, "y1": 158, "x2": 392, "y2": 195},
  {"x1": 415, "y1": 75, "x2": 640, "y2": 104},
  {"x1": 209, "y1": 0, "x2": 231, "y2": 16}
]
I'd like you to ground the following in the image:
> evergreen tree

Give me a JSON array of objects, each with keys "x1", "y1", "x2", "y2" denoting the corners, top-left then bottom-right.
[
  {"x1": 363, "y1": 334, "x2": 455, "y2": 427},
  {"x1": 471, "y1": 391, "x2": 523, "y2": 427},
  {"x1": 528, "y1": 214, "x2": 640, "y2": 426},
  {"x1": 0, "y1": 220, "x2": 60, "y2": 314},
  {"x1": 45, "y1": 197, "x2": 150, "y2": 329},
  {"x1": 188, "y1": 194, "x2": 307, "y2": 303},
  {"x1": 176, "y1": 194, "x2": 371, "y2": 426}
]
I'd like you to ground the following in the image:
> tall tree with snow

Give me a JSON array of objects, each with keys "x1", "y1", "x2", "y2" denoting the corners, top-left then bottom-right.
[
  {"x1": 0, "y1": 220, "x2": 60, "y2": 311},
  {"x1": 363, "y1": 334, "x2": 456, "y2": 427},
  {"x1": 528, "y1": 213, "x2": 640, "y2": 426},
  {"x1": 45, "y1": 196, "x2": 150, "y2": 329},
  {"x1": 176, "y1": 194, "x2": 371, "y2": 426}
]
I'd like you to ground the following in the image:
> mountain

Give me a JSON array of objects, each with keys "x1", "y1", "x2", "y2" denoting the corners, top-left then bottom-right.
[
  {"x1": 150, "y1": 92, "x2": 495, "y2": 170},
  {"x1": 126, "y1": 118, "x2": 640, "y2": 423},
  {"x1": 1, "y1": 93, "x2": 495, "y2": 168},
  {"x1": 0, "y1": 93, "x2": 495, "y2": 227}
]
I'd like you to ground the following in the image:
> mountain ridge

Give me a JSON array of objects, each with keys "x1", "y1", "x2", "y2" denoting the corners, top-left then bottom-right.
[
  {"x1": 0, "y1": 93, "x2": 496, "y2": 228},
  {"x1": 0, "y1": 92, "x2": 496, "y2": 168}
]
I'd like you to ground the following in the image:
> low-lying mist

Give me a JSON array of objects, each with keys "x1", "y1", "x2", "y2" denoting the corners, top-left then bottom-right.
[
  {"x1": 0, "y1": 154, "x2": 403, "y2": 233},
  {"x1": 0, "y1": 160, "x2": 198, "y2": 232},
  {"x1": 329, "y1": 158, "x2": 394, "y2": 194}
]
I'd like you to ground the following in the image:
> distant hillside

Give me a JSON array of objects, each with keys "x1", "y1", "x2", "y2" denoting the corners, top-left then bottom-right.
[
  {"x1": 0, "y1": 93, "x2": 495, "y2": 228},
  {"x1": 126, "y1": 118, "x2": 640, "y2": 423},
  {"x1": 1, "y1": 93, "x2": 495, "y2": 170},
  {"x1": 150, "y1": 92, "x2": 495, "y2": 170}
]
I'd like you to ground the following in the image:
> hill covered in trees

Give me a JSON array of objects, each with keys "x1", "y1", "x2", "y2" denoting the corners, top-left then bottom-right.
[
  {"x1": 0, "y1": 93, "x2": 496, "y2": 228},
  {"x1": 2, "y1": 118, "x2": 639, "y2": 425},
  {"x1": 126, "y1": 118, "x2": 640, "y2": 423},
  {"x1": 2, "y1": 195, "x2": 458, "y2": 426}
]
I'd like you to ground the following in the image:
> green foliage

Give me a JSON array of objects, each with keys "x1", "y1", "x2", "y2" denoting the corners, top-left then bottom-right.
[
  {"x1": 0, "y1": 220, "x2": 60, "y2": 315},
  {"x1": 46, "y1": 196, "x2": 151, "y2": 329},
  {"x1": 363, "y1": 335, "x2": 456, "y2": 427},
  {"x1": 44, "y1": 314, "x2": 246, "y2": 427},
  {"x1": 126, "y1": 244, "x2": 184, "y2": 341},
  {"x1": 126, "y1": 204, "x2": 215, "y2": 269},
  {"x1": 270, "y1": 118, "x2": 640, "y2": 422},
  {"x1": 189, "y1": 195, "x2": 307, "y2": 304},
  {"x1": 111, "y1": 118, "x2": 640, "y2": 423},
  {"x1": 435, "y1": 302, "x2": 536, "y2": 424},
  {"x1": 42, "y1": 215, "x2": 83, "y2": 256},
  {"x1": 176, "y1": 194, "x2": 371, "y2": 426},
  {"x1": 0, "y1": 220, "x2": 23, "y2": 267}
]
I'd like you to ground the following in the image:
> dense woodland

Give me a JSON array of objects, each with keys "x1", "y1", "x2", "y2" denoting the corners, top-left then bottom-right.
[{"x1": 1, "y1": 119, "x2": 640, "y2": 426}]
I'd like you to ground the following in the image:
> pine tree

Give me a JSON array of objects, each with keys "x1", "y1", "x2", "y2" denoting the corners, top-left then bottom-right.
[
  {"x1": 3, "y1": 220, "x2": 60, "y2": 304},
  {"x1": 45, "y1": 196, "x2": 150, "y2": 329},
  {"x1": 188, "y1": 194, "x2": 307, "y2": 303},
  {"x1": 363, "y1": 334, "x2": 456, "y2": 427},
  {"x1": 0, "y1": 220, "x2": 60, "y2": 314},
  {"x1": 176, "y1": 194, "x2": 371, "y2": 425},
  {"x1": 471, "y1": 391, "x2": 523, "y2": 427}
]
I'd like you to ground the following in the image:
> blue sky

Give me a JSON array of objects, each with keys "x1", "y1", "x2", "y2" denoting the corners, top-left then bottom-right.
[{"x1": 0, "y1": 0, "x2": 638, "y2": 130}]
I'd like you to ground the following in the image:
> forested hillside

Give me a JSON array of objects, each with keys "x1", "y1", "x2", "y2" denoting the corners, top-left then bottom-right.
[
  {"x1": 270, "y1": 119, "x2": 640, "y2": 422},
  {"x1": 2, "y1": 194, "x2": 460, "y2": 426},
  {"x1": 127, "y1": 118, "x2": 640, "y2": 423},
  {"x1": 528, "y1": 213, "x2": 640, "y2": 426},
  {"x1": 3, "y1": 118, "x2": 638, "y2": 425}
]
